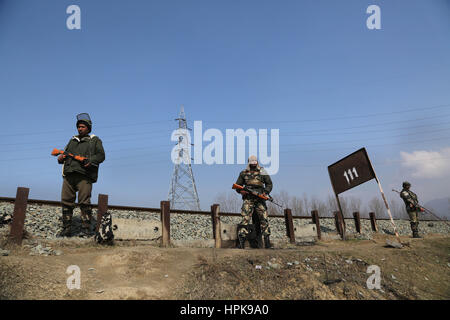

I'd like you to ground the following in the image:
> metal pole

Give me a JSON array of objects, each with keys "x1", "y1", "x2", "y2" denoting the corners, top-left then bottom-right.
[
  {"x1": 311, "y1": 210, "x2": 321, "y2": 240},
  {"x1": 284, "y1": 208, "x2": 295, "y2": 244},
  {"x1": 328, "y1": 170, "x2": 346, "y2": 240},
  {"x1": 9, "y1": 187, "x2": 29, "y2": 245},
  {"x1": 96, "y1": 194, "x2": 108, "y2": 232}
]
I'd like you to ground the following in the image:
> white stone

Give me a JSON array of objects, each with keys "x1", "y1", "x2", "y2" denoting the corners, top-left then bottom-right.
[
  {"x1": 294, "y1": 224, "x2": 317, "y2": 238},
  {"x1": 220, "y1": 223, "x2": 237, "y2": 241},
  {"x1": 113, "y1": 218, "x2": 161, "y2": 240}
]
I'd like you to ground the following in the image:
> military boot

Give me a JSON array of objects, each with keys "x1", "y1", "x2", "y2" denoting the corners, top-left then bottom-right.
[
  {"x1": 256, "y1": 234, "x2": 263, "y2": 249},
  {"x1": 264, "y1": 235, "x2": 273, "y2": 249},
  {"x1": 80, "y1": 207, "x2": 93, "y2": 237},
  {"x1": 413, "y1": 222, "x2": 421, "y2": 238},
  {"x1": 59, "y1": 207, "x2": 73, "y2": 237},
  {"x1": 238, "y1": 233, "x2": 246, "y2": 249}
]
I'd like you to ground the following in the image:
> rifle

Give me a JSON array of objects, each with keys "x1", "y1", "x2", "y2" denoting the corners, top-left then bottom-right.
[
  {"x1": 232, "y1": 183, "x2": 284, "y2": 208},
  {"x1": 51, "y1": 148, "x2": 89, "y2": 165},
  {"x1": 392, "y1": 189, "x2": 450, "y2": 226}
]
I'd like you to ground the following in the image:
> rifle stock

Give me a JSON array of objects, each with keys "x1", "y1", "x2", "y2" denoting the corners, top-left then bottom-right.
[
  {"x1": 232, "y1": 184, "x2": 284, "y2": 208},
  {"x1": 51, "y1": 148, "x2": 88, "y2": 163}
]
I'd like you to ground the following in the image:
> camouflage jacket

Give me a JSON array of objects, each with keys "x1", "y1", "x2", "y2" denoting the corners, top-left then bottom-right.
[
  {"x1": 400, "y1": 188, "x2": 419, "y2": 212},
  {"x1": 235, "y1": 166, "x2": 273, "y2": 199}
]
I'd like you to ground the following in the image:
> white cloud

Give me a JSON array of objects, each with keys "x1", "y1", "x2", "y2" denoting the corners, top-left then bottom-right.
[{"x1": 400, "y1": 147, "x2": 450, "y2": 178}]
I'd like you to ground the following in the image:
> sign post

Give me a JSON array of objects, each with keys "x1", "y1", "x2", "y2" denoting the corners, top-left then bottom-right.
[{"x1": 328, "y1": 148, "x2": 400, "y2": 242}]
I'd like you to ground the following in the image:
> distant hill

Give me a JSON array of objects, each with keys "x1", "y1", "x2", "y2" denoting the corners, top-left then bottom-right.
[{"x1": 423, "y1": 198, "x2": 450, "y2": 220}]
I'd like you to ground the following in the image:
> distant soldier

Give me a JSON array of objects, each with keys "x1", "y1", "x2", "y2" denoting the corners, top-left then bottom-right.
[
  {"x1": 235, "y1": 155, "x2": 273, "y2": 249},
  {"x1": 400, "y1": 181, "x2": 423, "y2": 238},
  {"x1": 57, "y1": 113, "x2": 105, "y2": 237}
]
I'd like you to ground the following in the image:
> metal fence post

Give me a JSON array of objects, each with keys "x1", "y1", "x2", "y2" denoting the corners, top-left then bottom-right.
[
  {"x1": 211, "y1": 204, "x2": 221, "y2": 248},
  {"x1": 311, "y1": 210, "x2": 321, "y2": 240},
  {"x1": 9, "y1": 187, "x2": 29, "y2": 245},
  {"x1": 160, "y1": 201, "x2": 171, "y2": 247},
  {"x1": 353, "y1": 211, "x2": 361, "y2": 233},
  {"x1": 334, "y1": 211, "x2": 346, "y2": 239},
  {"x1": 284, "y1": 208, "x2": 295, "y2": 243},
  {"x1": 96, "y1": 194, "x2": 108, "y2": 232},
  {"x1": 369, "y1": 212, "x2": 378, "y2": 232}
]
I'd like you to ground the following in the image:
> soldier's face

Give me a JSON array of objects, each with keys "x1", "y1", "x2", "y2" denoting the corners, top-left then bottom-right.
[{"x1": 77, "y1": 124, "x2": 89, "y2": 136}]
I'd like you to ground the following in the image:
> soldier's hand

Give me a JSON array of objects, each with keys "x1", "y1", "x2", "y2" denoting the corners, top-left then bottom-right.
[
  {"x1": 57, "y1": 155, "x2": 66, "y2": 163},
  {"x1": 240, "y1": 190, "x2": 248, "y2": 195},
  {"x1": 83, "y1": 162, "x2": 91, "y2": 168}
]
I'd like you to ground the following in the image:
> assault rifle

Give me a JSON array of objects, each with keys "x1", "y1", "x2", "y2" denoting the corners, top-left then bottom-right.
[
  {"x1": 51, "y1": 148, "x2": 89, "y2": 166},
  {"x1": 392, "y1": 189, "x2": 450, "y2": 226},
  {"x1": 232, "y1": 183, "x2": 283, "y2": 208}
]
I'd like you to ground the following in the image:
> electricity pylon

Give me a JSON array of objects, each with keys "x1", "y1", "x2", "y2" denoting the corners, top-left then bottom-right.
[{"x1": 168, "y1": 106, "x2": 201, "y2": 210}]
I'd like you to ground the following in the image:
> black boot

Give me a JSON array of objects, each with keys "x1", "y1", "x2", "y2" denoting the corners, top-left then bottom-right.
[
  {"x1": 256, "y1": 234, "x2": 263, "y2": 249},
  {"x1": 80, "y1": 207, "x2": 93, "y2": 237},
  {"x1": 238, "y1": 234, "x2": 246, "y2": 249},
  {"x1": 413, "y1": 222, "x2": 421, "y2": 238},
  {"x1": 59, "y1": 207, "x2": 73, "y2": 237},
  {"x1": 264, "y1": 235, "x2": 273, "y2": 249}
]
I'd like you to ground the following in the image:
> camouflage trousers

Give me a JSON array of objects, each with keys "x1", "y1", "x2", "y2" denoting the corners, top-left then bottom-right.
[
  {"x1": 238, "y1": 198, "x2": 271, "y2": 236},
  {"x1": 407, "y1": 210, "x2": 419, "y2": 223}
]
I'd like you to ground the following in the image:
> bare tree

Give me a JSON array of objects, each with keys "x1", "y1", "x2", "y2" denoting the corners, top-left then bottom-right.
[
  {"x1": 290, "y1": 195, "x2": 305, "y2": 216},
  {"x1": 325, "y1": 194, "x2": 338, "y2": 217},
  {"x1": 301, "y1": 192, "x2": 310, "y2": 216},
  {"x1": 310, "y1": 195, "x2": 328, "y2": 217},
  {"x1": 368, "y1": 196, "x2": 384, "y2": 218},
  {"x1": 337, "y1": 195, "x2": 350, "y2": 218},
  {"x1": 214, "y1": 191, "x2": 241, "y2": 213},
  {"x1": 348, "y1": 196, "x2": 362, "y2": 214},
  {"x1": 388, "y1": 197, "x2": 407, "y2": 219}
]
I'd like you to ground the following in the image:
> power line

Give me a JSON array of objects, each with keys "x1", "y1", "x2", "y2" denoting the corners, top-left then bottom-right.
[
  {"x1": 0, "y1": 119, "x2": 173, "y2": 137},
  {"x1": 4, "y1": 113, "x2": 450, "y2": 150},
  {"x1": 3, "y1": 103, "x2": 450, "y2": 138},
  {"x1": 279, "y1": 135, "x2": 450, "y2": 153},
  {"x1": 281, "y1": 119, "x2": 450, "y2": 137},
  {"x1": 283, "y1": 155, "x2": 450, "y2": 168},
  {"x1": 203, "y1": 103, "x2": 450, "y2": 124},
  {"x1": 280, "y1": 126, "x2": 450, "y2": 146}
]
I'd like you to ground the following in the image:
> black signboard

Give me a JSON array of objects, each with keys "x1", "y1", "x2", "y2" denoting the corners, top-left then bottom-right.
[{"x1": 328, "y1": 148, "x2": 376, "y2": 195}]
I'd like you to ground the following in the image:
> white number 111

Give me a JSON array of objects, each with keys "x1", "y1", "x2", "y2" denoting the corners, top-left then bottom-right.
[{"x1": 344, "y1": 167, "x2": 359, "y2": 184}]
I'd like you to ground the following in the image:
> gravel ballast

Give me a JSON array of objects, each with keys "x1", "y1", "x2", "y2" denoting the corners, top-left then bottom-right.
[{"x1": 1, "y1": 202, "x2": 449, "y2": 241}]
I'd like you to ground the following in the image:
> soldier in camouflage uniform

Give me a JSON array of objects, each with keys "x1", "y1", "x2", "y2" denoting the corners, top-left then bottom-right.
[
  {"x1": 235, "y1": 155, "x2": 273, "y2": 249},
  {"x1": 400, "y1": 181, "x2": 423, "y2": 238}
]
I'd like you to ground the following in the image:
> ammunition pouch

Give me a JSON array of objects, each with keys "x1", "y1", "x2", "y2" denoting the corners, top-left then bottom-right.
[{"x1": 246, "y1": 179, "x2": 264, "y2": 187}]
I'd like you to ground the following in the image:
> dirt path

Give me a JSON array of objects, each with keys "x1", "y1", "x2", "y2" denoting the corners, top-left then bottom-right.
[{"x1": 1, "y1": 234, "x2": 449, "y2": 300}]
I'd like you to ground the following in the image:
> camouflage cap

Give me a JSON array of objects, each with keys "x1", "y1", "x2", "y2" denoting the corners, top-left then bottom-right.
[
  {"x1": 402, "y1": 181, "x2": 411, "y2": 187},
  {"x1": 248, "y1": 155, "x2": 258, "y2": 165}
]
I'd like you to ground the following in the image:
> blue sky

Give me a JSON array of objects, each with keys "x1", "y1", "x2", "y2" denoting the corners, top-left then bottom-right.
[{"x1": 1, "y1": 0, "x2": 449, "y2": 212}]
